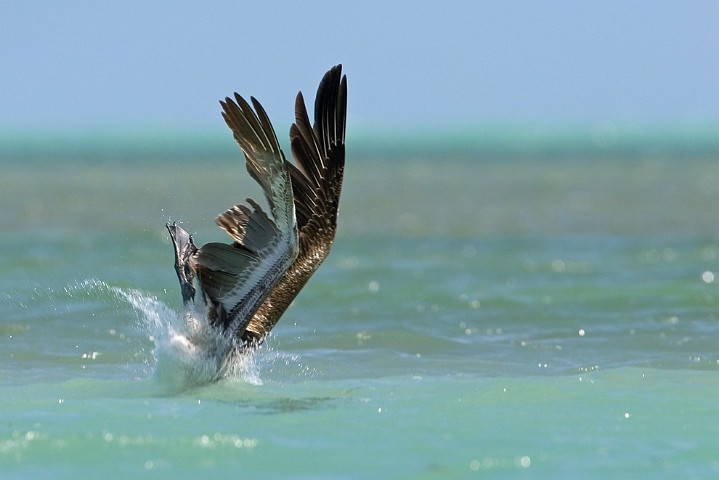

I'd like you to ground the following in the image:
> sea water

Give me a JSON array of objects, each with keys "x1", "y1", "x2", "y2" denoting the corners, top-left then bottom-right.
[{"x1": 1, "y1": 134, "x2": 719, "y2": 478}]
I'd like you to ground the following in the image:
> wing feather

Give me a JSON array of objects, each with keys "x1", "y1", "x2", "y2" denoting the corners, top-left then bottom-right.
[
  {"x1": 189, "y1": 93, "x2": 299, "y2": 335},
  {"x1": 191, "y1": 242, "x2": 257, "y2": 302},
  {"x1": 242, "y1": 65, "x2": 347, "y2": 341}
]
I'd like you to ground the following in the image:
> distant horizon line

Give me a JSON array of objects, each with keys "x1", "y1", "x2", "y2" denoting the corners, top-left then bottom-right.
[{"x1": 2, "y1": 122, "x2": 719, "y2": 161}]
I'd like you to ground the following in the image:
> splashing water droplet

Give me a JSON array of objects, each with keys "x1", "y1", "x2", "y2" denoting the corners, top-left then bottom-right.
[{"x1": 74, "y1": 279, "x2": 265, "y2": 390}]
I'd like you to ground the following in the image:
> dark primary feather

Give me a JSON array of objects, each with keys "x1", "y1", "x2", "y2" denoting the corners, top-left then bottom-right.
[
  {"x1": 220, "y1": 96, "x2": 282, "y2": 212},
  {"x1": 290, "y1": 66, "x2": 347, "y2": 233}
]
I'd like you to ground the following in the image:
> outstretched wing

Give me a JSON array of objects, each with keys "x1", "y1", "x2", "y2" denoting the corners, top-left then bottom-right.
[
  {"x1": 243, "y1": 64, "x2": 347, "y2": 342},
  {"x1": 190, "y1": 94, "x2": 299, "y2": 336}
]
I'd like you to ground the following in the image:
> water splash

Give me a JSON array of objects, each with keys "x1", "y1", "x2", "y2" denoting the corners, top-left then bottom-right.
[{"x1": 74, "y1": 279, "x2": 263, "y2": 390}]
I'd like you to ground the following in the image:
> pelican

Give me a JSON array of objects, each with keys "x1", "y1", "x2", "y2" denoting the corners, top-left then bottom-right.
[{"x1": 166, "y1": 65, "x2": 346, "y2": 371}]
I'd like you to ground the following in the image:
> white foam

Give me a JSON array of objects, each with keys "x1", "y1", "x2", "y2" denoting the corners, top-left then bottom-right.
[{"x1": 76, "y1": 279, "x2": 263, "y2": 389}]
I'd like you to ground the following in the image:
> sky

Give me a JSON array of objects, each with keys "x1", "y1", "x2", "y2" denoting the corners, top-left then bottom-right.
[{"x1": 1, "y1": 1, "x2": 718, "y2": 135}]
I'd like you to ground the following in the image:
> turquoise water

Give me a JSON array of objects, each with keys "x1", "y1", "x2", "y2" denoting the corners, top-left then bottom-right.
[{"x1": 2, "y1": 136, "x2": 719, "y2": 478}]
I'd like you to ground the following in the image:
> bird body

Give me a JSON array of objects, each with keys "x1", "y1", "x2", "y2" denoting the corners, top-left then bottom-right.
[{"x1": 167, "y1": 65, "x2": 346, "y2": 372}]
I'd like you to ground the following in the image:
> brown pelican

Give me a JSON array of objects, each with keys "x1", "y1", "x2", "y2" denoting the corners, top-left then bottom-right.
[{"x1": 166, "y1": 65, "x2": 346, "y2": 372}]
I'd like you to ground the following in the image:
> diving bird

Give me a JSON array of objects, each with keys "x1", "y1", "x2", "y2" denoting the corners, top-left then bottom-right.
[{"x1": 166, "y1": 65, "x2": 347, "y2": 367}]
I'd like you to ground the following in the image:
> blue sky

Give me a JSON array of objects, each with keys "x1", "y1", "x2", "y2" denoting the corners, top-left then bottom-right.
[{"x1": 1, "y1": 1, "x2": 718, "y2": 134}]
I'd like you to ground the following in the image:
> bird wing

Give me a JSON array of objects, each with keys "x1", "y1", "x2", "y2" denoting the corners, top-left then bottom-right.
[
  {"x1": 190, "y1": 93, "x2": 299, "y2": 336},
  {"x1": 243, "y1": 64, "x2": 347, "y2": 342}
]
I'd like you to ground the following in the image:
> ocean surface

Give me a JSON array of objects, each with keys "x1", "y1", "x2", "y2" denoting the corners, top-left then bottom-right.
[{"x1": 2, "y1": 132, "x2": 719, "y2": 478}]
